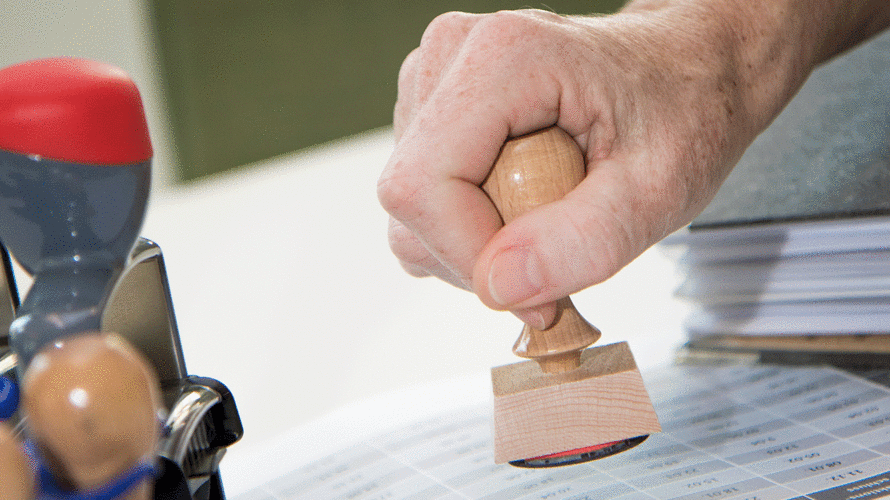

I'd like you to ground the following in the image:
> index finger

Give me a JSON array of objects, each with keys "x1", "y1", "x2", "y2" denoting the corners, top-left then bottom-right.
[{"x1": 378, "y1": 12, "x2": 567, "y2": 287}]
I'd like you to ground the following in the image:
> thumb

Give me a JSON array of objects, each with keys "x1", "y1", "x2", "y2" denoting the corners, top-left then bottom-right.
[{"x1": 472, "y1": 157, "x2": 653, "y2": 321}]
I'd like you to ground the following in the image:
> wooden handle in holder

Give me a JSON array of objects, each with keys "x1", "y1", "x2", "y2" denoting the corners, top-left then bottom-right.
[{"x1": 482, "y1": 127, "x2": 601, "y2": 373}]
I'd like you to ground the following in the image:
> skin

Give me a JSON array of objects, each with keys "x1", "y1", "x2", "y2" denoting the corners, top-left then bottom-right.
[
  {"x1": 377, "y1": 0, "x2": 890, "y2": 329},
  {"x1": 0, "y1": 422, "x2": 34, "y2": 500}
]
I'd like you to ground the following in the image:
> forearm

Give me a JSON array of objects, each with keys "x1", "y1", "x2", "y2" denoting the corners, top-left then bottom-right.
[
  {"x1": 619, "y1": 0, "x2": 890, "y2": 130},
  {"x1": 622, "y1": 0, "x2": 890, "y2": 62}
]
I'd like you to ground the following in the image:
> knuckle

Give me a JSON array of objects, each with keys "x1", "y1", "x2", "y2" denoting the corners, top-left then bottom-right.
[
  {"x1": 392, "y1": 244, "x2": 434, "y2": 273},
  {"x1": 397, "y1": 48, "x2": 420, "y2": 93},
  {"x1": 392, "y1": 102, "x2": 407, "y2": 140},
  {"x1": 394, "y1": 50, "x2": 420, "y2": 137},
  {"x1": 387, "y1": 218, "x2": 416, "y2": 256},
  {"x1": 461, "y1": 11, "x2": 562, "y2": 78},
  {"x1": 476, "y1": 10, "x2": 539, "y2": 42},
  {"x1": 412, "y1": 12, "x2": 480, "y2": 112},
  {"x1": 387, "y1": 220, "x2": 437, "y2": 272},
  {"x1": 422, "y1": 11, "x2": 476, "y2": 48},
  {"x1": 400, "y1": 261, "x2": 432, "y2": 278},
  {"x1": 376, "y1": 170, "x2": 409, "y2": 215},
  {"x1": 517, "y1": 8, "x2": 564, "y2": 22},
  {"x1": 376, "y1": 162, "x2": 429, "y2": 222}
]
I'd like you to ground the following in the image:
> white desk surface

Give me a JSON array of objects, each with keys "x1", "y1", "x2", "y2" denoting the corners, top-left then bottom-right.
[{"x1": 141, "y1": 128, "x2": 689, "y2": 494}]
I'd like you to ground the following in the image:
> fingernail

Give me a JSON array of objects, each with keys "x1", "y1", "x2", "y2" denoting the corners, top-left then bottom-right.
[{"x1": 487, "y1": 247, "x2": 544, "y2": 307}]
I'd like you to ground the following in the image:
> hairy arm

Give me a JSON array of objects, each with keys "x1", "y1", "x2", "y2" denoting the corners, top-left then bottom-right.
[{"x1": 622, "y1": 0, "x2": 890, "y2": 125}]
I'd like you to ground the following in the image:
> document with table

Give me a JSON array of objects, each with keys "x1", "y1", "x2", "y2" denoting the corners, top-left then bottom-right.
[{"x1": 231, "y1": 361, "x2": 890, "y2": 500}]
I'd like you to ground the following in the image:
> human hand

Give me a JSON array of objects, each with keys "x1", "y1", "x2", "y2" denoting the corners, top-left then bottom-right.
[{"x1": 377, "y1": 5, "x2": 774, "y2": 329}]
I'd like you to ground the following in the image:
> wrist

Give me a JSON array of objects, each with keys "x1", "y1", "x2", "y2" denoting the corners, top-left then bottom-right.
[
  {"x1": 618, "y1": 1, "x2": 805, "y2": 135},
  {"x1": 620, "y1": 0, "x2": 890, "y2": 133}
]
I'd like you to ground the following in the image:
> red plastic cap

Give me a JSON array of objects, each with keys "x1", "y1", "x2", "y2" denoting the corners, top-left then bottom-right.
[{"x1": 0, "y1": 57, "x2": 152, "y2": 165}]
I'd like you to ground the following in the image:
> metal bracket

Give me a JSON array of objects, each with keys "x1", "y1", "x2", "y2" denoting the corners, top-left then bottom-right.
[{"x1": 0, "y1": 237, "x2": 243, "y2": 500}]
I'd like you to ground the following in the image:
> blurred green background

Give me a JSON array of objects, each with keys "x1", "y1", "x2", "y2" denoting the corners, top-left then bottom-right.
[{"x1": 147, "y1": 1, "x2": 626, "y2": 181}]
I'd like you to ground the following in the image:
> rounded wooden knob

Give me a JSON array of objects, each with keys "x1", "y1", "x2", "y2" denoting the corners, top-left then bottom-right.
[
  {"x1": 482, "y1": 127, "x2": 601, "y2": 373},
  {"x1": 23, "y1": 332, "x2": 161, "y2": 498}
]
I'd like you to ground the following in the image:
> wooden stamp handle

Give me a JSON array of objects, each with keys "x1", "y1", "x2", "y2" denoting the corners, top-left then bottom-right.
[{"x1": 482, "y1": 127, "x2": 601, "y2": 373}]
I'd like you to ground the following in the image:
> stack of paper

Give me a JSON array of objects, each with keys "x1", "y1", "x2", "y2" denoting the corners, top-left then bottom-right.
[
  {"x1": 231, "y1": 363, "x2": 890, "y2": 500},
  {"x1": 662, "y1": 216, "x2": 890, "y2": 340}
]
